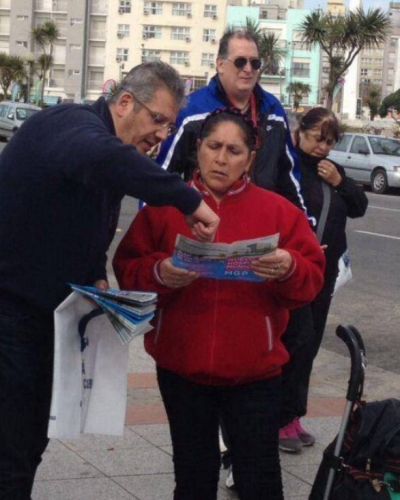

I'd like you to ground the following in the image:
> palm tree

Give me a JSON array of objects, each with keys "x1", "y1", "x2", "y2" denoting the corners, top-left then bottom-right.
[
  {"x1": 242, "y1": 18, "x2": 284, "y2": 76},
  {"x1": 0, "y1": 54, "x2": 26, "y2": 100},
  {"x1": 300, "y1": 8, "x2": 390, "y2": 110},
  {"x1": 32, "y1": 20, "x2": 59, "y2": 106},
  {"x1": 286, "y1": 81, "x2": 311, "y2": 112},
  {"x1": 364, "y1": 84, "x2": 381, "y2": 121}
]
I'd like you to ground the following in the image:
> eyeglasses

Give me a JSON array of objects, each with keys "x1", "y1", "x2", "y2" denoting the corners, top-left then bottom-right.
[
  {"x1": 226, "y1": 57, "x2": 262, "y2": 71},
  {"x1": 121, "y1": 87, "x2": 177, "y2": 136}
]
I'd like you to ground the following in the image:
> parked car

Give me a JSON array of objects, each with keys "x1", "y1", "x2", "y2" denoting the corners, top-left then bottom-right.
[
  {"x1": 0, "y1": 101, "x2": 41, "y2": 141},
  {"x1": 328, "y1": 133, "x2": 400, "y2": 194}
]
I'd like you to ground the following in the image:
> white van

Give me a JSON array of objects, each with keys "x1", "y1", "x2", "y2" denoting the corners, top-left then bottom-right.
[{"x1": 0, "y1": 101, "x2": 41, "y2": 141}]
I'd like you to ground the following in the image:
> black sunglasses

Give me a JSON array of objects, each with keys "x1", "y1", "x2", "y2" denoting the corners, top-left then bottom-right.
[{"x1": 227, "y1": 57, "x2": 262, "y2": 71}]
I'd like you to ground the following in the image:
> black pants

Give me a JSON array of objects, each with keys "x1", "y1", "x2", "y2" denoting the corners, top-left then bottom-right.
[
  {"x1": 157, "y1": 367, "x2": 283, "y2": 500},
  {"x1": 280, "y1": 283, "x2": 334, "y2": 427},
  {"x1": 0, "y1": 299, "x2": 54, "y2": 499}
]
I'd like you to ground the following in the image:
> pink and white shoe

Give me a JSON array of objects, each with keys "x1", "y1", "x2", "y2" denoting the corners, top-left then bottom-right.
[
  {"x1": 279, "y1": 420, "x2": 302, "y2": 453},
  {"x1": 294, "y1": 417, "x2": 315, "y2": 447}
]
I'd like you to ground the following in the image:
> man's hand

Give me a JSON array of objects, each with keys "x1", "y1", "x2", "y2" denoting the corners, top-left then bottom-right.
[
  {"x1": 185, "y1": 200, "x2": 219, "y2": 242},
  {"x1": 251, "y1": 249, "x2": 293, "y2": 281},
  {"x1": 159, "y1": 258, "x2": 199, "y2": 288},
  {"x1": 94, "y1": 279, "x2": 109, "y2": 291}
]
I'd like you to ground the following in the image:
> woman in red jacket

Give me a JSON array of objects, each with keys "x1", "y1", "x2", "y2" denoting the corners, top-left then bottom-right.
[{"x1": 113, "y1": 109, "x2": 325, "y2": 500}]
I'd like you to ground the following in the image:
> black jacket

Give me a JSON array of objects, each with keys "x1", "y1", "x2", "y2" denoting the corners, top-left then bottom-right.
[
  {"x1": 0, "y1": 97, "x2": 201, "y2": 313},
  {"x1": 297, "y1": 148, "x2": 368, "y2": 289}
]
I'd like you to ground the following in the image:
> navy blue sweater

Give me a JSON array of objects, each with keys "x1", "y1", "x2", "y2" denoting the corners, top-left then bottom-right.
[{"x1": 0, "y1": 97, "x2": 201, "y2": 313}]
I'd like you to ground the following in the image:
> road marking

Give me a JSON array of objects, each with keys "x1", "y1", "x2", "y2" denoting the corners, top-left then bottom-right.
[
  {"x1": 369, "y1": 205, "x2": 400, "y2": 213},
  {"x1": 355, "y1": 230, "x2": 400, "y2": 240}
]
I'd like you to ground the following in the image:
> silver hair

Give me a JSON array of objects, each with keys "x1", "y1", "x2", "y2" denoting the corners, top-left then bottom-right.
[{"x1": 108, "y1": 61, "x2": 186, "y2": 108}]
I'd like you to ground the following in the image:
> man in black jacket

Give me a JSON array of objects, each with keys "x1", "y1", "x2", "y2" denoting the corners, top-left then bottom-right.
[{"x1": 0, "y1": 61, "x2": 219, "y2": 499}]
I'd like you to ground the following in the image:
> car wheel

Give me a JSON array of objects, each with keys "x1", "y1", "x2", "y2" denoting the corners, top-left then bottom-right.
[{"x1": 371, "y1": 169, "x2": 388, "y2": 194}]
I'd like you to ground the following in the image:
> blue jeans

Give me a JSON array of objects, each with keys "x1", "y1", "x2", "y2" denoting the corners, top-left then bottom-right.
[
  {"x1": 0, "y1": 298, "x2": 54, "y2": 499},
  {"x1": 157, "y1": 367, "x2": 283, "y2": 500}
]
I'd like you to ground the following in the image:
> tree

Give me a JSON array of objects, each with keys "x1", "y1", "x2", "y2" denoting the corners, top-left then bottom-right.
[
  {"x1": 0, "y1": 54, "x2": 26, "y2": 100},
  {"x1": 379, "y1": 89, "x2": 400, "y2": 119},
  {"x1": 243, "y1": 18, "x2": 284, "y2": 76},
  {"x1": 286, "y1": 81, "x2": 311, "y2": 111},
  {"x1": 363, "y1": 84, "x2": 381, "y2": 121},
  {"x1": 32, "y1": 20, "x2": 59, "y2": 106},
  {"x1": 300, "y1": 8, "x2": 390, "y2": 110}
]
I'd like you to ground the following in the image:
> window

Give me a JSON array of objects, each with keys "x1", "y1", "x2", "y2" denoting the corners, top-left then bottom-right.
[
  {"x1": 172, "y1": 3, "x2": 191, "y2": 16},
  {"x1": 16, "y1": 41, "x2": 28, "y2": 48},
  {"x1": 170, "y1": 51, "x2": 189, "y2": 65},
  {"x1": 203, "y1": 29, "x2": 216, "y2": 43},
  {"x1": 70, "y1": 44, "x2": 81, "y2": 51},
  {"x1": 119, "y1": 0, "x2": 131, "y2": 13},
  {"x1": 144, "y1": 2, "x2": 162, "y2": 15},
  {"x1": 361, "y1": 68, "x2": 368, "y2": 77},
  {"x1": 143, "y1": 25, "x2": 161, "y2": 39},
  {"x1": 171, "y1": 26, "x2": 190, "y2": 41},
  {"x1": 201, "y1": 53, "x2": 214, "y2": 66},
  {"x1": 116, "y1": 47, "x2": 129, "y2": 62},
  {"x1": 88, "y1": 69, "x2": 104, "y2": 90},
  {"x1": 292, "y1": 62, "x2": 310, "y2": 78},
  {"x1": 117, "y1": 24, "x2": 130, "y2": 37},
  {"x1": 333, "y1": 134, "x2": 352, "y2": 152},
  {"x1": 17, "y1": 16, "x2": 29, "y2": 21},
  {"x1": 204, "y1": 5, "x2": 217, "y2": 18},
  {"x1": 142, "y1": 49, "x2": 161, "y2": 63},
  {"x1": 70, "y1": 18, "x2": 83, "y2": 26},
  {"x1": 350, "y1": 136, "x2": 368, "y2": 154}
]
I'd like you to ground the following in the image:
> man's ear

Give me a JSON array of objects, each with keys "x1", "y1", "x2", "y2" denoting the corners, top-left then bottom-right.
[
  {"x1": 114, "y1": 92, "x2": 134, "y2": 117},
  {"x1": 216, "y1": 57, "x2": 224, "y2": 75}
]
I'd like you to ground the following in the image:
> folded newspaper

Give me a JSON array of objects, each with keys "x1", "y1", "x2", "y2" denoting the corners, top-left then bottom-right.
[
  {"x1": 172, "y1": 233, "x2": 279, "y2": 282},
  {"x1": 70, "y1": 284, "x2": 157, "y2": 344}
]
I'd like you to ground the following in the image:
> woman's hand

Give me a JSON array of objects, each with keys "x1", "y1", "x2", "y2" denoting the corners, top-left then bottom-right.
[
  {"x1": 251, "y1": 249, "x2": 293, "y2": 281},
  {"x1": 159, "y1": 258, "x2": 199, "y2": 289},
  {"x1": 317, "y1": 159, "x2": 342, "y2": 187}
]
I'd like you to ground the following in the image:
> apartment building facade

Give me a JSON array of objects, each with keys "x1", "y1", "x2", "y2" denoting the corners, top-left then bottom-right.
[
  {"x1": 227, "y1": 2, "x2": 320, "y2": 108},
  {"x1": 2, "y1": 0, "x2": 236, "y2": 103},
  {"x1": 382, "y1": 2, "x2": 400, "y2": 99}
]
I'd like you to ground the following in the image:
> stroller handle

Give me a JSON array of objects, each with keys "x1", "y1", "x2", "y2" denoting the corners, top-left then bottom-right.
[{"x1": 336, "y1": 325, "x2": 366, "y2": 402}]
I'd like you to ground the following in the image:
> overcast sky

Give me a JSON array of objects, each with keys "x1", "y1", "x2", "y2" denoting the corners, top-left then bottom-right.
[{"x1": 304, "y1": 0, "x2": 390, "y2": 10}]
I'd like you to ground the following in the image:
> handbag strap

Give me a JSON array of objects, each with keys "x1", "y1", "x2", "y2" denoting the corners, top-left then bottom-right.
[{"x1": 316, "y1": 181, "x2": 331, "y2": 243}]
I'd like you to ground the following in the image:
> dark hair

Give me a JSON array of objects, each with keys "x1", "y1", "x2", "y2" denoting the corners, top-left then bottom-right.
[
  {"x1": 199, "y1": 108, "x2": 257, "y2": 151},
  {"x1": 218, "y1": 28, "x2": 260, "y2": 59},
  {"x1": 109, "y1": 61, "x2": 186, "y2": 109},
  {"x1": 295, "y1": 107, "x2": 340, "y2": 146}
]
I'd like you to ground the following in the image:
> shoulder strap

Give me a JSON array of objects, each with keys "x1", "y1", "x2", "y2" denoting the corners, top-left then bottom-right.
[{"x1": 316, "y1": 182, "x2": 331, "y2": 243}]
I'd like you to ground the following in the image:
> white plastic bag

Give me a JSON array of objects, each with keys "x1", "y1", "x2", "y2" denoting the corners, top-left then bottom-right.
[
  {"x1": 333, "y1": 250, "x2": 352, "y2": 295},
  {"x1": 48, "y1": 292, "x2": 128, "y2": 439}
]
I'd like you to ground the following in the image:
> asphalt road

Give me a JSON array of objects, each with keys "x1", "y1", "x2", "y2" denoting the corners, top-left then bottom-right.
[{"x1": 1, "y1": 138, "x2": 398, "y2": 375}]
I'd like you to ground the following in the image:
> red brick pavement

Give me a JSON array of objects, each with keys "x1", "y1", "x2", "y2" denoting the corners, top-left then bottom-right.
[{"x1": 126, "y1": 372, "x2": 346, "y2": 426}]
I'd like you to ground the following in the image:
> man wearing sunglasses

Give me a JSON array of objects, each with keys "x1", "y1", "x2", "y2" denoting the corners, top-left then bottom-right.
[
  {"x1": 0, "y1": 61, "x2": 219, "y2": 499},
  {"x1": 157, "y1": 27, "x2": 305, "y2": 211}
]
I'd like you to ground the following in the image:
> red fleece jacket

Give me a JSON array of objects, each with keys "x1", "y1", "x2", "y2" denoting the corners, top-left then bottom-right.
[{"x1": 113, "y1": 179, "x2": 325, "y2": 385}]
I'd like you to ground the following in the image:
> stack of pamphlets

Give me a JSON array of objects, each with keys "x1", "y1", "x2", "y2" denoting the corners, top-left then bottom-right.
[
  {"x1": 70, "y1": 284, "x2": 157, "y2": 344},
  {"x1": 172, "y1": 234, "x2": 279, "y2": 282}
]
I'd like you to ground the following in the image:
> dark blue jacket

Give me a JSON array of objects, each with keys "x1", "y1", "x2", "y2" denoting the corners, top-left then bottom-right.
[
  {"x1": 0, "y1": 97, "x2": 201, "y2": 313},
  {"x1": 157, "y1": 75, "x2": 305, "y2": 210}
]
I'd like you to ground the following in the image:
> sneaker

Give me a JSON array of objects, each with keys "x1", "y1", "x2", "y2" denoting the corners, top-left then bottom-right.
[
  {"x1": 294, "y1": 417, "x2": 315, "y2": 447},
  {"x1": 279, "y1": 420, "x2": 302, "y2": 453},
  {"x1": 225, "y1": 467, "x2": 236, "y2": 490}
]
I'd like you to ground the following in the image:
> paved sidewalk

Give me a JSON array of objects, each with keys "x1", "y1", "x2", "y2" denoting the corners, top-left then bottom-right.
[{"x1": 32, "y1": 335, "x2": 400, "y2": 499}]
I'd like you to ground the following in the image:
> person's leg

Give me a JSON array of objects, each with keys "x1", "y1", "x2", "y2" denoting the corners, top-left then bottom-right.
[
  {"x1": 0, "y1": 303, "x2": 54, "y2": 500},
  {"x1": 157, "y1": 367, "x2": 221, "y2": 500},
  {"x1": 280, "y1": 305, "x2": 316, "y2": 428},
  {"x1": 222, "y1": 376, "x2": 283, "y2": 500}
]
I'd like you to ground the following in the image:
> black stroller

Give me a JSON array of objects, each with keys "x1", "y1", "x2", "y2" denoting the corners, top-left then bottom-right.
[{"x1": 309, "y1": 325, "x2": 400, "y2": 500}]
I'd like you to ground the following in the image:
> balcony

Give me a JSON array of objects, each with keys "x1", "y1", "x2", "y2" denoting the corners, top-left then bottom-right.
[
  {"x1": 90, "y1": 30, "x2": 106, "y2": 40},
  {"x1": 0, "y1": 0, "x2": 10, "y2": 10},
  {"x1": 35, "y1": 0, "x2": 68, "y2": 12},
  {"x1": 91, "y1": 0, "x2": 108, "y2": 15}
]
